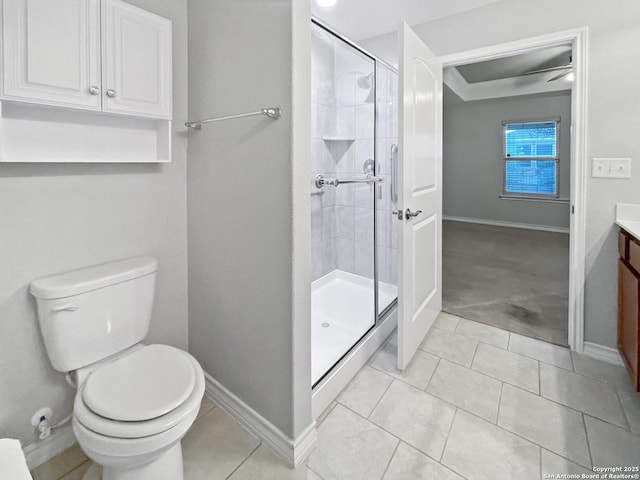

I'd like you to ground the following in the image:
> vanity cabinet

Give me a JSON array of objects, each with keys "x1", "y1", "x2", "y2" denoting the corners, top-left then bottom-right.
[
  {"x1": 1, "y1": 0, "x2": 172, "y2": 120},
  {"x1": 618, "y1": 229, "x2": 640, "y2": 393}
]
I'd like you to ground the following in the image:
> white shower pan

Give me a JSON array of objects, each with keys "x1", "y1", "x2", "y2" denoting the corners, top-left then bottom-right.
[{"x1": 311, "y1": 270, "x2": 397, "y2": 384}]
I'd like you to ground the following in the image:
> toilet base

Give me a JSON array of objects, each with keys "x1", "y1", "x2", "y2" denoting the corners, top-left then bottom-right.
[
  {"x1": 82, "y1": 463, "x2": 102, "y2": 480},
  {"x1": 82, "y1": 442, "x2": 184, "y2": 480}
]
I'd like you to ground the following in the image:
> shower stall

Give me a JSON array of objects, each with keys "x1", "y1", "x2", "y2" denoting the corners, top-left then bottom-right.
[{"x1": 310, "y1": 21, "x2": 399, "y2": 390}]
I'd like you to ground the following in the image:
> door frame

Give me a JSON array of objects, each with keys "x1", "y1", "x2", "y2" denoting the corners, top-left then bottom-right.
[{"x1": 438, "y1": 27, "x2": 588, "y2": 353}]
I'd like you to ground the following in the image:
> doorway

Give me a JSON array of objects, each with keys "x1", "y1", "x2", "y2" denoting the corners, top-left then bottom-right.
[
  {"x1": 439, "y1": 28, "x2": 588, "y2": 351},
  {"x1": 442, "y1": 47, "x2": 572, "y2": 345}
]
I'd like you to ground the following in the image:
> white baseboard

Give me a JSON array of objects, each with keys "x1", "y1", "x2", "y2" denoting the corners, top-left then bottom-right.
[
  {"x1": 288, "y1": 422, "x2": 317, "y2": 468},
  {"x1": 443, "y1": 215, "x2": 569, "y2": 234},
  {"x1": 203, "y1": 371, "x2": 317, "y2": 467},
  {"x1": 23, "y1": 423, "x2": 76, "y2": 470},
  {"x1": 582, "y1": 342, "x2": 624, "y2": 366}
]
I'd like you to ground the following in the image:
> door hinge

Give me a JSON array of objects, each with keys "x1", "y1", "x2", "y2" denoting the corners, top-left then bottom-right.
[{"x1": 571, "y1": 205, "x2": 575, "y2": 214}]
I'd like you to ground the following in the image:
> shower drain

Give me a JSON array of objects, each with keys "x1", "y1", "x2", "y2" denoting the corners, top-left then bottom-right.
[{"x1": 321, "y1": 322, "x2": 330, "y2": 328}]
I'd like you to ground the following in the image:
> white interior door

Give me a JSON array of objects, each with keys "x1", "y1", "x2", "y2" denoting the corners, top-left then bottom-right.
[{"x1": 397, "y1": 23, "x2": 443, "y2": 369}]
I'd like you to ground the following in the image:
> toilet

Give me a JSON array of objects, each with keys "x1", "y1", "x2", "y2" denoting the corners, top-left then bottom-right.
[{"x1": 30, "y1": 256, "x2": 204, "y2": 480}]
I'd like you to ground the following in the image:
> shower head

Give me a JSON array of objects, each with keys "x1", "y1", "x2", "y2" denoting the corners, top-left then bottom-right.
[{"x1": 357, "y1": 72, "x2": 374, "y2": 89}]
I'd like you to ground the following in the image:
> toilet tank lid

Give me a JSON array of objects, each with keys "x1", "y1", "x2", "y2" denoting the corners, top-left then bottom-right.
[{"x1": 30, "y1": 256, "x2": 158, "y2": 299}]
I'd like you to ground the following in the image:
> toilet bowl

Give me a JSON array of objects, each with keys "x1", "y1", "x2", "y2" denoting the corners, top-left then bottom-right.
[
  {"x1": 72, "y1": 345, "x2": 204, "y2": 480},
  {"x1": 30, "y1": 257, "x2": 205, "y2": 480}
]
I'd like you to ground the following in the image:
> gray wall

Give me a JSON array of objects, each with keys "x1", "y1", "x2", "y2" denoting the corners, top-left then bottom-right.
[
  {"x1": 443, "y1": 92, "x2": 571, "y2": 230},
  {"x1": 187, "y1": 0, "x2": 312, "y2": 439},
  {"x1": 0, "y1": 0, "x2": 189, "y2": 448},
  {"x1": 362, "y1": 0, "x2": 640, "y2": 349}
]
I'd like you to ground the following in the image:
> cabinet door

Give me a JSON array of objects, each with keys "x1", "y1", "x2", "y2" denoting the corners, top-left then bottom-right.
[
  {"x1": 1, "y1": 0, "x2": 101, "y2": 109},
  {"x1": 618, "y1": 259, "x2": 640, "y2": 390},
  {"x1": 101, "y1": 0, "x2": 172, "y2": 119}
]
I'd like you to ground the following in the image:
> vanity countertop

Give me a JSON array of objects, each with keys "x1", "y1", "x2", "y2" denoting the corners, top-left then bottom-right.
[{"x1": 616, "y1": 203, "x2": 640, "y2": 240}]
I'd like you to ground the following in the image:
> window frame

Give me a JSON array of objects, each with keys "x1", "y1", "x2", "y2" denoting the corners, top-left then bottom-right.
[{"x1": 501, "y1": 118, "x2": 561, "y2": 200}]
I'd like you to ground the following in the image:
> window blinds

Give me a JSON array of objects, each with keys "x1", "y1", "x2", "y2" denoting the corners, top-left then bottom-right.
[{"x1": 503, "y1": 121, "x2": 559, "y2": 197}]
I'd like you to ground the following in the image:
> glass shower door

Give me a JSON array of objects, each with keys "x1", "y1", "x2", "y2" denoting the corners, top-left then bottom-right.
[
  {"x1": 310, "y1": 24, "x2": 378, "y2": 385},
  {"x1": 375, "y1": 64, "x2": 400, "y2": 316}
]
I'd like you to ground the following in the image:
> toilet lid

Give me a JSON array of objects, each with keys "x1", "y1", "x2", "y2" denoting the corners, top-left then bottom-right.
[{"x1": 82, "y1": 345, "x2": 196, "y2": 422}]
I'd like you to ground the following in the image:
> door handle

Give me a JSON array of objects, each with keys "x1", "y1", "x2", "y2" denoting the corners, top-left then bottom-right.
[{"x1": 405, "y1": 209, "x2": 422, "y2": 220}]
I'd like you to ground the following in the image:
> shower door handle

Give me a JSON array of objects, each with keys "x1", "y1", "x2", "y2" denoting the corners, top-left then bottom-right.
[{"x1": 390, "y1": 144, "x2": 398, "y2": 206}]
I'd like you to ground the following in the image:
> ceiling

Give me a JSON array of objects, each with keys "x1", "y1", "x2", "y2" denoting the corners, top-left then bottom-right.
[
  {"x1": 444, "y1": 44, "x2": 573, "y2": 104},
  {"x1": 310, "y1": 0, "x2": 573, "y2": 103},
  {"x1": 455, "y1": 45, "x2": 572, "y2": 83},
  {"x1": 310, "y1": 0, "x2": 503, "y2": 41}
]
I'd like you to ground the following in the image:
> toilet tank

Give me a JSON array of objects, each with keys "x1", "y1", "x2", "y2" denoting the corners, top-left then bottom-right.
[{"x1": 30, "y1": 256, "x2": 158, "y2": 372}]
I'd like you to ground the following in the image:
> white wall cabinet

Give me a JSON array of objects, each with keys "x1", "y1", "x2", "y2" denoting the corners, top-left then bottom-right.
[
  {"x1": 1, "y1": 0, "x2": 172, "y2": 119},
  {"x1": 1, "y1": 0, "x2": 102, "y2": 110},
  {"x1": 102, "y1": 0, "x2": 172, "y2": 119},
  {"x1": 0, "y1": 0, "x2": 172, "y2": 162}
]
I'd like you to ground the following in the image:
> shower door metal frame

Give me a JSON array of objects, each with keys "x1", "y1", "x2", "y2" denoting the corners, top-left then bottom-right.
[{"x1": 311, "y1": 18, "x2": 398, "y2": 389}]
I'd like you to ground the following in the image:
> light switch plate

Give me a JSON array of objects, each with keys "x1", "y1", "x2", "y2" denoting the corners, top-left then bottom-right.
[{"x1": 592, "y1": 158, "x2": 631, "y2": 178}]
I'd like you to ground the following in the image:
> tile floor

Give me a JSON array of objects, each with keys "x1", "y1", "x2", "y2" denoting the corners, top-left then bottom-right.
[{"x1": 33, "y1": 313, "x2": 640, "y2": 480}]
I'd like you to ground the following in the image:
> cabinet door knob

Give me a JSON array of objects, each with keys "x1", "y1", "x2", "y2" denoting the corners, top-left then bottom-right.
[
  {"x1": 106, "y1": 89, "x2": 117, "y2": 98},
  {"x1": 88, "y1": 86, "x2": 100, "y2": 95}
]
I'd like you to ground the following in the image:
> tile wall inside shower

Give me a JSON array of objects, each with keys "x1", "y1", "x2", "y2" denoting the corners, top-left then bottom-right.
[{"x1": 311, "y1": 28, "x2": 398, "y2": 295}]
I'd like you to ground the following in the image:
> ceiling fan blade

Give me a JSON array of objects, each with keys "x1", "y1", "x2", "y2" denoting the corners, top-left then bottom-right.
[
  {"x1": 521, "y1": 64, "x2": 572, "y2": 76},
  {"x1": 547, "y1": 68, "x2": 572, "y2": 82}
]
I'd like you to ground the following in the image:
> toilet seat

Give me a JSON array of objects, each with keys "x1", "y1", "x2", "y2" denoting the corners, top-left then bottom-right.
[
  {"x1": 82, "y1": 344, "x2": 196, "y2": 422},
  {"x1": 74, "y1": 345, "x2": 204, "y2": 439}
]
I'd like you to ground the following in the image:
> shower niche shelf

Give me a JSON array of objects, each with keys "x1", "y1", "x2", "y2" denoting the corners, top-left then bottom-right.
[
  {"x1": 323, "y1": 136, "x2": 355, "y2": 142},
  {"x1": 0, "y1": 101, "x2": 171, "y2": 163}
]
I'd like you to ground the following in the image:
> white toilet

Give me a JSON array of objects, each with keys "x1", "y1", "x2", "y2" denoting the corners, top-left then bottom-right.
[{"x1": 30, "y1": 256, "x2": 204, "y2": 480}]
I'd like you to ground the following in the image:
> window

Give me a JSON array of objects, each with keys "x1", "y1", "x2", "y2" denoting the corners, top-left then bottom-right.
[{"x1": 502, "y1": 120, "x2": 559, "y2": 198}]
